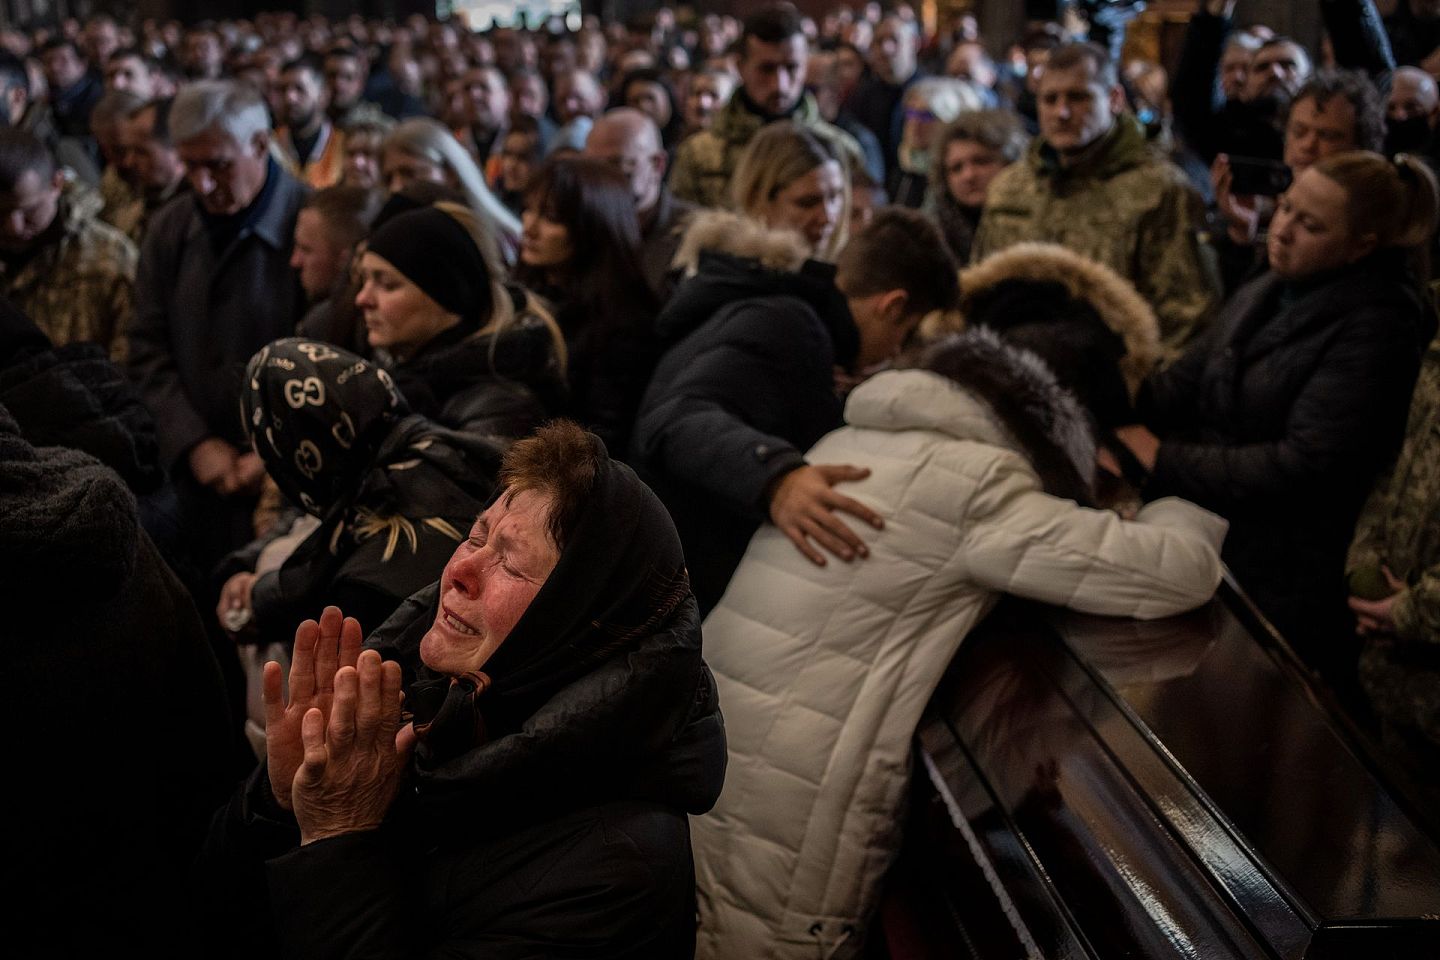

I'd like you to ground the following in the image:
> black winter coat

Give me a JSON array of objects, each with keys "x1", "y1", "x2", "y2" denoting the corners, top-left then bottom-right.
[
  {"x1": 1140, "y1": 260, "x2": 1431, "y2": 663},
  {"x1": 632, "y1": 251, "x2": 859, "y2": 612},
  {"x1": 392, "y1": 313, "x2": 566, "y2": 444},
  {"x1": 0, "y1": 408, "x2": 236, "y2": 959},
  {"x1": 203, "y1": 584, "x2": 726, "y2": 960}
]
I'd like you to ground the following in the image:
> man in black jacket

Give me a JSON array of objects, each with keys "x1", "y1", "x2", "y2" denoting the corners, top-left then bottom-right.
[
  {"x1": 632, "y1": 208, "x2": 959, "y2": 612},
  {"x1": 127, "y1": 79, "x2": 308, "y2": 568}
]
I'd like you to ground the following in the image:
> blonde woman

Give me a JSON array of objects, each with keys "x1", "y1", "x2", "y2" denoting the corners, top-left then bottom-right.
[
  {"x1": 379, "y1": 117, "x2": 522, "y2": 264},
  {"x1": 728, "y1": 120, "x2": 851, "y2": 262}
]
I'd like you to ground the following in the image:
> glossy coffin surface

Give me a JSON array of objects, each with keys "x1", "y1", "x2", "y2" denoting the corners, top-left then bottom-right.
[{"x1": 915, "y1": 588, "x2": 1440, "y2": 959}]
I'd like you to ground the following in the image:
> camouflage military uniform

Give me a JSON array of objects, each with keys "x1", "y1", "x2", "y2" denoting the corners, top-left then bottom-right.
[
  {"x1": 1349, "y1": 336, "x2": 1440, "y2": 742},
  {"x1": 98, "y1": 165, "x2": 143, "y2": 242},
  {"x1": 670, "y1": 92, "x2": 863, "y2": 210},
  {"x1": 0, "y1": 180, "x2": 138, "y2": 363},
  {"x1": 972, "y1": 114, "x2": 1218, "y2": 357}
]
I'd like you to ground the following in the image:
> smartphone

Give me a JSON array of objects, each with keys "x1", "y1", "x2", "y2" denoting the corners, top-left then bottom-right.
[{"x1": 1229, "y1": 156, "x2": 1293, "y2": 197}]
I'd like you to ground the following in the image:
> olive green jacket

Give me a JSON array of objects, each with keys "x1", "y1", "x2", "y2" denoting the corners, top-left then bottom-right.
[
  {"x1": 1349, "y1": 335, "x2": 1440, "y2": 741},
  {"x1": 972, "y1": 115, "x2": 1217, "y2": 357},
  {"x1": 1, "y1": 180, "x2": 137, "y2": 362},
  {"x1": 1350, "y1": 336, "x2": 1440, "y2": 643},
  {"x1": 669, "y1": 92, "x2": 861, "y2": 210}
]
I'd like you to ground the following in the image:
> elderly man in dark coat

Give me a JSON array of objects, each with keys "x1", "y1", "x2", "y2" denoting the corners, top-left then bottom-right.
[{"x1": 128, "y1": 79, "x2": 308, "y2": 568}]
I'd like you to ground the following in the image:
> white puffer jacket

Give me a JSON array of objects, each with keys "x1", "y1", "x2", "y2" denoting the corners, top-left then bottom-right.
[{"x1": 692, "y1": 365, "x2": 1227, "y2": 960}]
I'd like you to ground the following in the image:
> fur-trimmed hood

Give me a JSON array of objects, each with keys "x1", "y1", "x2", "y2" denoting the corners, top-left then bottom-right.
[
  {"x1": 658, "y1": 210, "x2": 854, "y2": 358},
  {"x1": 927, "y1": 242, "x2": 1161, "y2": 397},
  {"x1": 670, "y1": 209, "x2": 812, "y2": 277},
  {"x1": 853, "y1": 328, "x2": 1097, "y2": 503}
]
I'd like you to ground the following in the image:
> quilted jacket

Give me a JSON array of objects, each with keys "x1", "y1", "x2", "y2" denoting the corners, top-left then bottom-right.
[{"x1": 692, "y1": 352, "x2": 1227, "y2": 960}]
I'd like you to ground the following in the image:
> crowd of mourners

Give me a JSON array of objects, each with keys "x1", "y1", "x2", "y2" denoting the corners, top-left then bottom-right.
[{"x1": 4, "y1": 0, "x2": 1440, "y2": 956}]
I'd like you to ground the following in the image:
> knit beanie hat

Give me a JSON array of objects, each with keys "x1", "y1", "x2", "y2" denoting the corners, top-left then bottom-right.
[{"x1": 365, "y1": 206, "x2": 492, "y2": 320}]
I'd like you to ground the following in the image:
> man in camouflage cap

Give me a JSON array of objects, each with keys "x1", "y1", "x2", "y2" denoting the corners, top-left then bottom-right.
[
  {"x1": 973, "y1": 42, "x2": 1217, "y2": 356},
  {"x1": 0, "y1": 127, "x2": 135, "y2": 361}
]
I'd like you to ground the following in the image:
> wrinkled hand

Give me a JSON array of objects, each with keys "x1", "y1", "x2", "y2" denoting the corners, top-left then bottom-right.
[
  {"x1": 263, "y1": 607, "x2": 363, "y2": 811},
  {"x1": 1349, "y1": 566, "x2": 1406, "y2": 636},
  {"x1": 189, "y1": 437, "x2": 239, "y2": 494},
  {"x1": 1114, "y1": 424, "x2": 1161, "y2": 472},
  {"x1": 1211, "y1": 154, "x2": 1262, "y2": 245},
  {"x1": 292, "y1": 650, "x2": 416, "y2": 845},
  {"x1": 217, "y1": 571, "x2": 257, "y2": 634},
  {"x1": 768, "y1": 464, "x2": 883, "y2": 566}
]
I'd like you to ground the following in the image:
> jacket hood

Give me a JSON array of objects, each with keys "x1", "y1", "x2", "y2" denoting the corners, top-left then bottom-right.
[
  {"x1": 671, "y1": 209, "x2": 812, "y2": 277},
  {"x1": 0, "y1": 403, "x2": 139, "y2": 601},
  {"x1": 850, "y1": 328, "x2": 1097, "y2": 502},
  {"x1": 942, "y1": 242, "x2": 1162, "y2": 397},
  {"x1": 659, "y1": 210, "x2": 852, "y2": 347}
]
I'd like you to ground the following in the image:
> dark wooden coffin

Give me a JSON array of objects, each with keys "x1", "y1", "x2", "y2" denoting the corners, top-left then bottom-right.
[{"x1": 904, "y1": 583, "x2": 1440, "y2": 960}]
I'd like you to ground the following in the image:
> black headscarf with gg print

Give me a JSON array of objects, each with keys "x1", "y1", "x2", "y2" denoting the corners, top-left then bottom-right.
[
  {"x1": 240, "y1": 338, "x2": 503, "y2": 652},
  {"x1": 242, "y1": 338, "x2": 408, "y2": 517}
]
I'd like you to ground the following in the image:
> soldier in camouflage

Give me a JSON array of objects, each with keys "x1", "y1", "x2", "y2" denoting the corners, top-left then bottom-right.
[
  {"x1": 1348, "y1": 334, "x2": 1440, "y2": 745},
  {"x1": 0, "y1": 128, "x2": 136, "y2": 362},
  {"x1": 670, "y1": 4, "x2": 861, "y2": 210},
  {"x1": 972, "y1": 42, "x2": 1217, "y2": 357},
  {"x1": 112, "y1": 97, "x2": 189, "y2": 247}
]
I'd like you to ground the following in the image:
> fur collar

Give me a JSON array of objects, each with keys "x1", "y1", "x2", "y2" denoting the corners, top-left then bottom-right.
[
  {"x1": 671, "y1": 209, "x2": 812, "y2": 278},
  {"x1": 849, "y1": 328, "x2": 1097, "y2": 503},
  {"x1": 929, "y1": 242, "x2": 1161, "y2": 396}
]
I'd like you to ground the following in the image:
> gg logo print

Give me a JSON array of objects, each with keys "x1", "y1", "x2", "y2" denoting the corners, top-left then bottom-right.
[
  {"x1": 283, "y1": 376, "x2": 327, "y2": 409},
  {"x1": 294, "y1": 440, "x2": 324, "y2": 479},
  {"x1": 296, "y1": 341, "x2": 340, "y2": 363}
]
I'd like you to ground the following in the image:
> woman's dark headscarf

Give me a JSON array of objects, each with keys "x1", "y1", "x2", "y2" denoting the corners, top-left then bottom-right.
[
  {"x1": 243, "y1": 338, "x2": 408, "y2": 517},
  {"x1": 405, "y1": 430, "x2": 692, "y2": 759}
]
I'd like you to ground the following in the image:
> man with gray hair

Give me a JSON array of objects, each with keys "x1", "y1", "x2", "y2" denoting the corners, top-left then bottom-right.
[
  {"x1": 128, "y1": 79, "x2": 308, "y2": 567},
  {"x1": 584, "y1": 107, "x2": 696, "y2": 299}
]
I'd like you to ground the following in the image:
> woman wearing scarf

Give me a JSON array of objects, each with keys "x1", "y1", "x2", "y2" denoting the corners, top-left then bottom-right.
[
  {"x1": 354, "y1": 202, "x2": 567, "y2": 445},
  {"x1": 205, "y1": 421, "x2": 727, "y2": 960},
  {"x1": 218, "y1": 338, "x2": 499, "y2": 756},
  {"x1": 226, "y1": 338, "x2": 499, "y2": 651}
]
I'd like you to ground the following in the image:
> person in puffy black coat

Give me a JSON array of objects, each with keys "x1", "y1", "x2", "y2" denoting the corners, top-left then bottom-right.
[
  {"x1": 354, "y1": 202, "x2": 567, "y2": 444},
  {"x1": 0, "y1": 403, "x2": 235, "y2": 959},
  {"x1": 1119, "y1": 151, "x2": 1439, "y2": 679},
  {"x1": 632, "y1": 207, "x2": 960, "y2": 612},
  {"x1": 202, "y1": 421, "x2": 726, "y2": 960}
]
